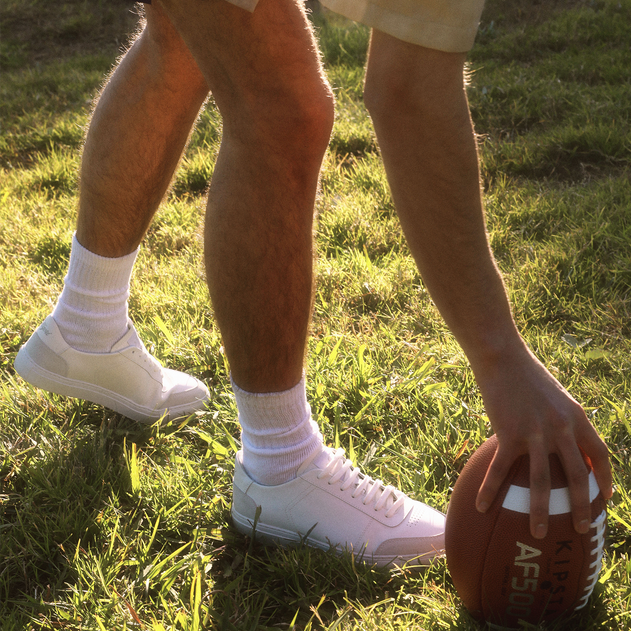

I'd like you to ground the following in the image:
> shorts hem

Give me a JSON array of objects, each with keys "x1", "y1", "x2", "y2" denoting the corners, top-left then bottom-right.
[{"x1": 319, "y1": 0, "x2": 482, "y2": 52}]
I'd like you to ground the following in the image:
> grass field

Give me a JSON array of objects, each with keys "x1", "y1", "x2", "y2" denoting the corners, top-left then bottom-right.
[{"x1": 1, "y1": 0, "x2": 630, "y2": 629}]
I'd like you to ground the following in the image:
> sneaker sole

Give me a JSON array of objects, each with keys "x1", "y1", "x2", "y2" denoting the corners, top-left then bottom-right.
[
  {"x1": 231, "y1": 506, "x2": 440, "y2": 567},
  {"x1": 14, "y1": 347, "x2": 194, "y2": 424}
]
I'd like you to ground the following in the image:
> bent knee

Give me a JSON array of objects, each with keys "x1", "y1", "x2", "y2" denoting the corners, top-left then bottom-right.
[
  {"x1": 290, "y1": 82, "x2": 336, "y2": 157},
  {"x1": 364, "y1": 40, "x2": 467, "y2": 124},
  {"x1": 228, "y1": 77, "x2": 335, "y2": 164}
]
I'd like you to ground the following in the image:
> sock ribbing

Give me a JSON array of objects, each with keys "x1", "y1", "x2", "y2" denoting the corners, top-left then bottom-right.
[
  {"x1": 233, "y1": 376, "x2": 324, "y2": 486},
  {"x1": 51, "y1": 234, "x2": 139, "y2": 353}
]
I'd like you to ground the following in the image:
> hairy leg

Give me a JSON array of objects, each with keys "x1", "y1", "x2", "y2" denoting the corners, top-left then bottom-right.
[
  {"x1": 155, "y1": 0, "x2": 334, "y2": 392},
  {"x1": 16, "y1": 5, "x2": 214, "y2": 421},
  {"x1": 77, "y1": 3, "x2": 209, "y2": 257}
]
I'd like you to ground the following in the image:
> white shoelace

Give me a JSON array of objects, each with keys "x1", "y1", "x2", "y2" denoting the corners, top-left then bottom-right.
[
  {"x1": 316, "y1": 448, "x2": 406, "y2": 519},
  {"x1": 125, "y1": 328, "x2": 163, "y2": 377}
]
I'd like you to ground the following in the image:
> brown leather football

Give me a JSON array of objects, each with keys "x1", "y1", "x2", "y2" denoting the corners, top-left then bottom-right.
[{"x1": 445, "y1": 435, "x2": 607, "y2": 629}]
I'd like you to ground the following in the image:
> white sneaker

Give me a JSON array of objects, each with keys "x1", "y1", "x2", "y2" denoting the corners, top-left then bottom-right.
[
  {"x1": 232, "y1": 446, "x2": 445, "y2": 567},
  {"x1": 14, "y1": 315, "x2": 210, "y2": 424}
]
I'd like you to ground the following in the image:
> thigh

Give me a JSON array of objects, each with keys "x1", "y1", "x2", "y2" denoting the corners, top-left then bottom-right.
[{"x1": 153, "y1": 0, "x2": 328, "y2": 123}]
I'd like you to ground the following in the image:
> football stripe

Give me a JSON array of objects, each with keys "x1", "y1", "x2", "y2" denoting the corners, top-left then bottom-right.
[{"x1": 502, "y1": 471, "x2": 599, "y2": 514}]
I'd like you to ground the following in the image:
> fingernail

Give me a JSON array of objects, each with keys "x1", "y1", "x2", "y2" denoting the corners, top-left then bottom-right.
[
  {"x1": 578, "y1": 519, "x2": 590, "y2": 534},
  {"x1": 535, "y1": 524, "x2": 547, "y2": 539},
  {"x1": 477, "y1": 501, "x2": 489, "y2": 513}
]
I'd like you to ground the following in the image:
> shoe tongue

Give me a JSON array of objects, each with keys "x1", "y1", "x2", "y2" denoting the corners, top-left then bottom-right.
[
  {"x1": 306, "y1": 448, "x2": 357, "y2": 486},
  {"x1": 298, "y1": 445, "x2": 334, "y2": 475},
  {"x1": 305, "y1": 448, "x2": 396, "y2": 509},
  {"x1": 110, "y1": 322, "x2": 143, "y2": 352},
  {"x1": 312, "y1": 447, "x2": 334, "y2": 470}
]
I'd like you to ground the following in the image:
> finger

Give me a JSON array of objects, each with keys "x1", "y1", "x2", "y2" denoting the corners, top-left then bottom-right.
[
  {"x1": 591, "y1": 449, "x2": 614, "y2": 500},
  {"x1": 476, "y1": 446, "x2": 516, "y2": 514},
  {"x1": 579, "y1": 429, "x2": 613, "y2": 500},
  {"x1": 528, "y1": 446, "x2": 551, "y2": 540},
  {"x1": 557, "y1": 442, "x2": 591, "y2": 535}
]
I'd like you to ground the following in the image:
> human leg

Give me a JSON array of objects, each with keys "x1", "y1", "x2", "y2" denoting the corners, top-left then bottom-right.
[
  {"x1": 147, "y1": 0, "x2": 445, "y2": 564},
  {"x1": 15, "y1": 4, "x2": 211, "y2": 423},
  {"x1": 155, "y1": 0, "x2": 334, "y2": 395},
  {"x1": 52, "y1": 2, "x2": 209, "y2": 350},
  {"x1": 53, "y1": 1, "x2": 208, "y2": 352},
  {"x1": 77, "y1": 2, "x2": 208, "y2": 257},
  {"x1": 155, "y1": 0, "x2": 333, "y2": 483}
]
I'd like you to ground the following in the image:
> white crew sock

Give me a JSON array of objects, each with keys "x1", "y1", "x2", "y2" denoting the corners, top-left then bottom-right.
[
  {"x1": 233, "y1": 376, "x2": 324, "y2": 486},
  {"x1": 51, "y1": 234, "x2": 139, "y2": 353}
]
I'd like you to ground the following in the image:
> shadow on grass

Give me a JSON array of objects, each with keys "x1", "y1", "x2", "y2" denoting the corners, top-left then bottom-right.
[
  {"x1": 0, "y1": 413, "x2": 131, "y2": 603},
  {"x1": 0, "y1": 408, "x2": 193, "y2": 623},
  {"x1": 0, "y1": 403, "x2": 619, "y2": 629}
]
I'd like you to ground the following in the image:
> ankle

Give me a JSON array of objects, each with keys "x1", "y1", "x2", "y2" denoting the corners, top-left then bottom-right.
[
  {"x1": 52, "y1": 234, "x2": 138, "y2": 353},
  {"x1": 233, "y1": 376, "x2": 324, "y2": 486}
]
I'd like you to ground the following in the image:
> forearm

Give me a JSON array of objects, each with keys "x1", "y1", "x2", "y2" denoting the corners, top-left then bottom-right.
[{"x1": 370, "y1": 76, "x2": 524, "y2": 373}]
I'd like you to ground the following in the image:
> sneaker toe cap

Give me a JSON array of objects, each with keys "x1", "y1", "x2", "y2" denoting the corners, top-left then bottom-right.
[
  {"x1": 372, "y1": 501, "x2": 446, "y2": 562},
  {"x1": 406, "y1": 501, "x2": 446, "y2": 535},
  {"x1": 161, "y1": 368, "x2": 210, "y2": 409},
  {"x1": 373, "y1": 532, "x2": 445, "y2": 561}
]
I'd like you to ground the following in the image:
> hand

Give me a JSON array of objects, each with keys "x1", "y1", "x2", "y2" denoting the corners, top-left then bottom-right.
[{"x1": 473, "y1": 343, "x2": 612, "y2": 539}]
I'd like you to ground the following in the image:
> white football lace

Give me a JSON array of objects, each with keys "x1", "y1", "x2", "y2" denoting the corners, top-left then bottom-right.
[
  {"x1": 575, "y1": 509, "x2": 607, "y2": 610},
  {"x1": 317, "y1": 448, "x2": 406, "y2": 519}
]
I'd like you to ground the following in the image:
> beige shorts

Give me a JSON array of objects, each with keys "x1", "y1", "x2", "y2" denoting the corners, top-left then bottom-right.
[
  {"x1": 227, "y1": 0, "x2": 485, "y2": 53},
  {"x1": 319, "y1": 0, "x2": 485, "y2": 52}
]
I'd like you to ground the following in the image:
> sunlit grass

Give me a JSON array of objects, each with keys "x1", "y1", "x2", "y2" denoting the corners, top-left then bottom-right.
[{"x1": 1, "y1": 0, "x2": 629, "y2": 629}]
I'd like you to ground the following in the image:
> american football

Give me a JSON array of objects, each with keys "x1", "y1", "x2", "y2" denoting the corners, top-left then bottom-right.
[{"x1": 445, "y1": 435, "x2": 607, "y2": 630}]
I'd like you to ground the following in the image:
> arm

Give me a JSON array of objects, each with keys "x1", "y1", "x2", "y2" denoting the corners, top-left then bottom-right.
[{"x1": 364, "y1": 31, "x2": 612, "y2": 537}]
